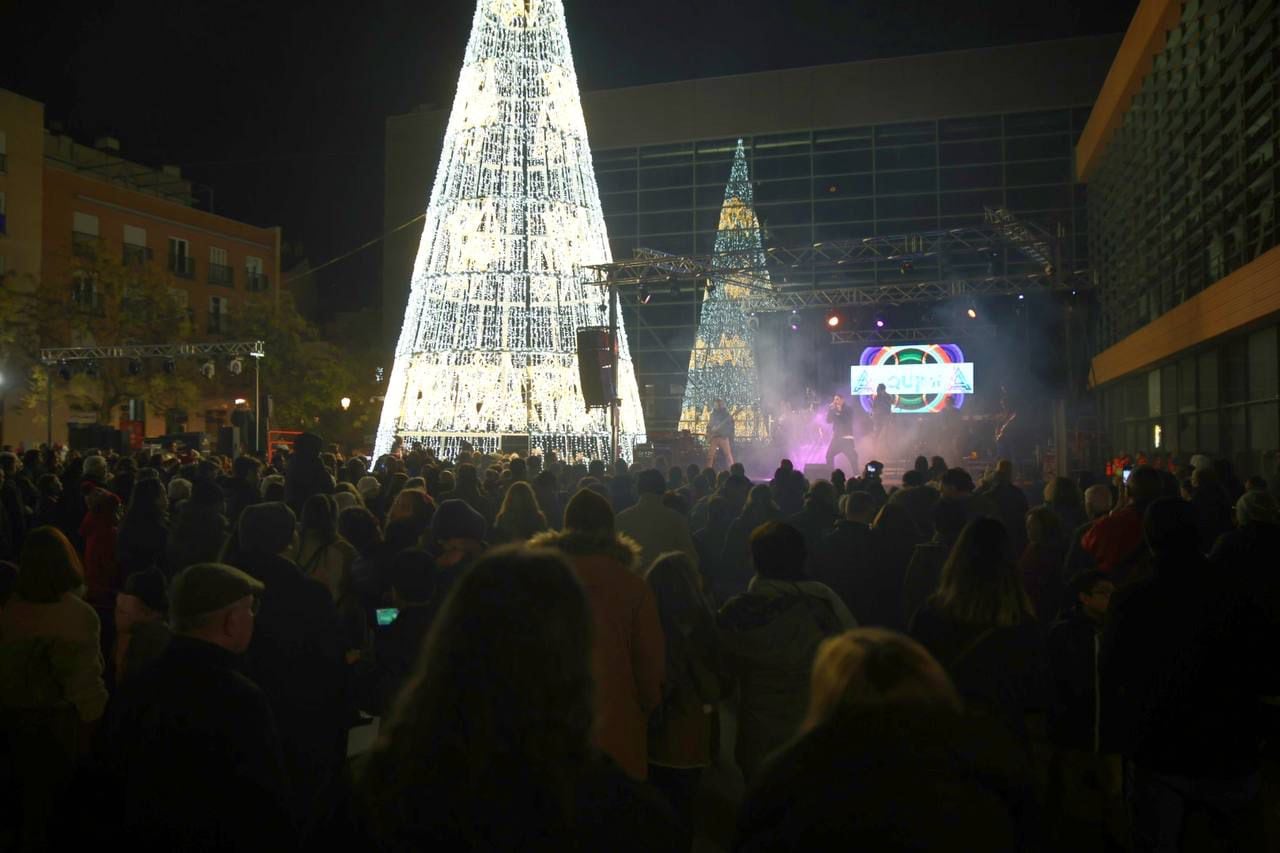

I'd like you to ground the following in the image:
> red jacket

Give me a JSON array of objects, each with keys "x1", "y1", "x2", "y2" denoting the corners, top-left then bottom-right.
[
  {"x1": 1081, "y1": 505, "x2": 1144, "y2": 575},
  {"x1": 80, "y1": 488, "x2": 122, "y2": 605}
]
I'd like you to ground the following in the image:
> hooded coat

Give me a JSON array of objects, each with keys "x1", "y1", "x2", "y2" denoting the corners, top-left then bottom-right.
[
  {"x1": 717, "y1": 577, "x2": 855, "y2": 780},
  {"x1": 527, "y1": 528, "x2": 665, "y2": 780}
]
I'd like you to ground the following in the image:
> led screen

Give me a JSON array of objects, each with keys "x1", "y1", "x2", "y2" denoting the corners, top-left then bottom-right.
[{"x1": 852, "y1": 343, "x2": 971, "y2": 414}]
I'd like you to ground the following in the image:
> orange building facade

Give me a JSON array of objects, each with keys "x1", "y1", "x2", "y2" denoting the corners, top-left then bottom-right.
[{"x1": 0, "y1": 87, "x2": 282, "y2": 448}]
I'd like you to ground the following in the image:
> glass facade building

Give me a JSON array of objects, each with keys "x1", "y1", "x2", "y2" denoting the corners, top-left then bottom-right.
[
  {"x1": 1086, "y1": 0, "x2": 1280, "y2": 475},
  {"x1": 593, "y1": 109, "x2": 1093, "y2": 429}
]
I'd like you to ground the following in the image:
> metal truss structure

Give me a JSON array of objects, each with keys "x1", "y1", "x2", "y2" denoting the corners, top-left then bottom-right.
[
  {"x1": 828, "y1": 325, "x2": 999, "y2": 345},
  {"x1": 39, "y1": 340, "x2": 265, "y2": 363},
  {"x1": 584, "y1": 207, "x2": 1085, "y2": 312}
]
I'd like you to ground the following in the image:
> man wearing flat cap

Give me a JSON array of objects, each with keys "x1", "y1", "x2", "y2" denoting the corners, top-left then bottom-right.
[{"x1": 97, "y1": 562, "x2": 296, "y2": 851}]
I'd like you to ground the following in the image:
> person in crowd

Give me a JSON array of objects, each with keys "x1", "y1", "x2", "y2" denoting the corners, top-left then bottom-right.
[
  {"x1": 909, "y1": 517, "x2": 1048, "y2": 741},
  {"x1": 295, "y1": 494, "x2": 358, "y2": 603},
  {"x1": 166, "y1": 478, "x2": 230, "y2": 576},
  {"x1": 1064, "y1": 483, "x2": 1114, "y2": 574},
  {"x1": 718, "y1": 521, "x2": 854, "y2": 781},
  {"x1": 1209, "y1": 489, "x2": 1280, "y2": 621},
  {"x1": 1102, "y1": 498, "x2": 1269, "y2": 851},
  {"x1": 448, "y1": 463, "x2": 488, "y2": 518},
  {"x1": 0, "y1": 559, "x2": 16, "y2": 606},
  {"x1": 617, "y1": 469, "x2": 699, "y2": 571},
  {"x1": 383, "y1": 487, "x2": 436, "y2": 554},
  {"x1": 96, "y1": 562, "x2": 295, "y2": 851},
  {"x1": 1043, "y1": 477, "x2": 1087, "y2": 536},
  {"x1": 111, "y1": 569, "x2": 171, "y2": 685},
  {"x1": 232, "y1": 502, "x2": 347, "y2": 841},
  {"x1": 492, "y1": 480, "x2": 548, "y2": 544},
  {"x1": 80, "y1": 485, "x2": 123, "y2": 607},
  {"x1": 721, "y1": 484, "x2": 783, "y2": 596},
  {"x1": 425, "y1": 498, "x2": 489, "y2": 582},
  {"x1": 0, "y1": 452, "x2": 32, "y2": 557},
  {"x1": 1082, "y1": 466, "x2": 1162, "y2": 581},
  {"x1": 1019, "y1": 506, "x2": 1068, "y2": 620},
  {"x1": 939, "y1": 465, "x2": 999, "y2": 522},
  {"x1": 889, "y1": 468, "x2": 939, "y2": 540},
  {"x1": 34, "y1": 473, "x2": 63, "y2": 531},
  {"x1": 166, "y1": 477, "x2": 192, "y2": 514},
  {"x1": 928, "y1": 456, "x2": 949, "y2": 483},
  {"x1": 812, "y1": 490, "x2": 877, "y2": 617},
  {"x1": 533, "y1": 469, "x2": 564, "y2": 530},
  {"x1": 369, "y1": 548, "x2": 441, "y2": 714},
  {"x1": 359, "y1": 546, "x2": 679, "y2": 850},
  {"x1": 530, "y1": 489, "x2": 665, "y2": 781},
  {"x1": 261, "y1": 473, "x2": 287, "y2": 503},
  {"x1": 735, "y1": 629, "x2": 1030, "y2": 852},
  {"x1": 645, "y1": 551, "x2": 727, "y2": 845},
  {"x1": 977, "y1": 459, "x2": 1030, "y2": 554},
  {"x1": 863, "y1": 502, "x2": 920, "y2": 631},
  {"x1": 0, "y1": 527, "x2": 109, "y2": 850},
  {"x1": 1043, "y1": 569, "x2": 1116, "y2": 843},
  {"x1": 116, "y1": 477, "x2": 169, "y2": 577},
  {"x1": 1188, "y1": 465, "x2": 1234, "y2": 553},
  {"x1": 284, "y1": 432, "x2": 335, "y2": 515},
  {"x1": 223, "y1": 455, "x2": 262, "y2": 526},
  {"x1": 341, "y1": 505, "x2": 392, "y2": 621},
  {"x1": 356, "y1": 475, "x2": 381, "y2": 508},
  {"x1": 693, "y1": 496, "x2": 735, "y2": 605},
  {"x1": 786, "y1": 479, "x2": 839, "y2": 558}
]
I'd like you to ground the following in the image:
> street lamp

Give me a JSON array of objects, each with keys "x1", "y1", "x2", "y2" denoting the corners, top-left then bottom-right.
[{"x1": 340, "y1": 397, "x2": 351, "y2": 411}]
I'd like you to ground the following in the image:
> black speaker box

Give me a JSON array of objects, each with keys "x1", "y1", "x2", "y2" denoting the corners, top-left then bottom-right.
[{"x1": 576, "y1": 326, "x2": 615, "y2": 408}]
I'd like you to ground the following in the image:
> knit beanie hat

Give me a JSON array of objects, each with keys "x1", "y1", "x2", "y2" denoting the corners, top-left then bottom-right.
[
  {"x1": 431, "y1": 499, "x2": 486, "y2": 543},
  {"x1": 563, "y1": 488, "x2": 614, "y2": 536}
]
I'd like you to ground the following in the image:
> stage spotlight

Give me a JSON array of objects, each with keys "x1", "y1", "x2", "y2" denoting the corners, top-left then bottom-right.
[
  {"x1": 899, "y1": 261, "x2": 913, "y2": 274},
  {"x1": 228, "y1": 357, "x2": 244, "y2": 376},
  {"x1": 127, "y1": 358, "x2": 143, "y2": 376},
  {"x1": 200, "y1": 360, "x2": 216, "y2": 380},
  {"x1": 84, "y1": 361, "x2": 99, "y2": 379},
  {"x1": 789, "y1": 309, "x2": 800, "y2": 332},
  {"x1": 57, "y1": 360, "x2": 72, "y2": 381},
  {"x1": 163, "y1": 358, "x2": 177, "y2": 375},
  {"x1": 704, "y1": 276, "x2": 715, "y2": 295},
  {"x1": 667, "y1": 275, "x2": 679, "y2": 297},
  {"x1": 966, "y1": 305, "x2": 978, "y2": 319},
  {"x1": 873, "y1": 313, "x2": 886, "y2": 328},
  {"x1": 826, "y1": 313, "x2": 840, "y2": 328},
  {"x1": 638, "y1": 284, "x2": 652, "y2": 305},
  {"x1": 1017, "y1": 293, "x2": 1025, "y2": 301}
]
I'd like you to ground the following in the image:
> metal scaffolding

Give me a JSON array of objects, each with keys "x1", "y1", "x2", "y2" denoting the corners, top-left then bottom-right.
[{"x1": 39, "y1": 341, "x2": 266, "y2": 450}]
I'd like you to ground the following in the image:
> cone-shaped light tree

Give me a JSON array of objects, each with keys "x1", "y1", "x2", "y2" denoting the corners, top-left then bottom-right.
[
  {"x1": 678, "y1": 140, "x2": 769, "y2": 441},
  {"x1": 374, "y1": 0, "x2": 645, "y2": 460}
]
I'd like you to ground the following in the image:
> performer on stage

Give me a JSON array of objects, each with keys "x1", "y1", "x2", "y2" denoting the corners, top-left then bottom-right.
[
  {"x1": 825, "y1": 394, "x2": 858, "y2": 472},
  {"x1": 706, "y1": 398, "x2": 735, "y2": 469}
]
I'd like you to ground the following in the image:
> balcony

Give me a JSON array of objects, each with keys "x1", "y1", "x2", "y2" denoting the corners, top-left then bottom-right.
[
  {"x1": 208, "y1": 263, "x2": 234, "y2": 287},
  {"x1": 122, "y1": 242, "x2": 153, "y2": 265},
  {"x1": 72, "y1": 230, "x2": 98, "y2": 259},
  {"x1": 245, "y1": 272, "x2": 270, "y2": 292},
  {"x1": 169, "y1": 254, "x2": 195, "y2": 279}
]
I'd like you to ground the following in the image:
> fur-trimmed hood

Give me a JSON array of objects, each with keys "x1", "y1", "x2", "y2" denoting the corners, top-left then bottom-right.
[{"x1": 527, "y1": 528, "x2": 644, "y2": 573}]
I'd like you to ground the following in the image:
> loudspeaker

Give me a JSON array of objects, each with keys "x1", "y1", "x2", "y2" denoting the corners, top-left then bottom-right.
[
  {"x1": 217, "y1": 425, "x2": 241, "y2": 456},
  {"x1": 576, "y1": 326, "x2": 615, "y2": 408},
  {"x1": 68, "y1": 424, "x2": 124, "y2": 454}
]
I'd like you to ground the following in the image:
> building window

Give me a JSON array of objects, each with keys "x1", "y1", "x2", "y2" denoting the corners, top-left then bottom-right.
[
  {"x1": 72, "y1": 211, "x2": 99, "y2": 258},
  {"x1": 71, "y1": 274, "x2": 101, "y2": 314},
  {"x1": 122, "y1": 224, "x2": 151, "y2": 265},
  {"x1": 245, "y1": 255, "x2": 268, "y2": 292},
  {"x1": 0, "y1": 190, "x2": 6, "y2": 235},
  {"x1": 208, "y1": 295, "x2": 229, "y2": 334},
  {"x1": 169, "y1": 237, "x2": 194, "y2": 278},
  {"x1": 0, "y1": 130, "x2": 6, "y2": 174},
  {"x1": 209, "y1": 245, "x2": 233, "y2": 286}
]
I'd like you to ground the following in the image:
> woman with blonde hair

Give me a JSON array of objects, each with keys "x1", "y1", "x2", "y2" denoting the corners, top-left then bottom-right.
[
  {"x1": 736, "y1": 628, "x2": 1029, "y2": 851},
  {"x1": 492, "y1": 481, "x2": 548, "y2": 544}
]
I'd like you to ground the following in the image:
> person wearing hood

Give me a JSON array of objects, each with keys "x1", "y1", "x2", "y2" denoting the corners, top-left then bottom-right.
[
  {"x1": 529, "y1": 488, "x2": 665, "y2": 781},
  {"x1": 425, "y1": 498, "x2": 488, "y2": 580},
  {"x1": 1102, "y1": 498, "x2": 1269, "y2": 851},
  {"x1": 717, "y1": 520, "x2": 855, "y2": 782},
  {"x1": 284, "y1": 432, "x2": 334, "y2": 516}
]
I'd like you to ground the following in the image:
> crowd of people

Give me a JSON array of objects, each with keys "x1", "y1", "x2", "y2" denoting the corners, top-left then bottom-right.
[{"x1": 0, "y1": 438, "x2": 1277, "y2": 851}]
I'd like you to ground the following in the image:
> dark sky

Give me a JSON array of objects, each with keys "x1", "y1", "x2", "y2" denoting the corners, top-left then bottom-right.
[{"x1": 5, "y1": 0, "x2": 1137, "y2": 314}]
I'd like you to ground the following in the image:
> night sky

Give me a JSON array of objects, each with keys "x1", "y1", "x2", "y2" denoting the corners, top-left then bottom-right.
[{"x1": 5, "y1": 0, "x2": 1137, "y2": 316}]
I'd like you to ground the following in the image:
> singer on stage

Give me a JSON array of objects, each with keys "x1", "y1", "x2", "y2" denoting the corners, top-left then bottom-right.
[
  {"x1": 706, "y1": 398, "x2": 735, "y2": 469},
  {"x1": 825, "y1": 394, "x2": 858, "y2": 471}
]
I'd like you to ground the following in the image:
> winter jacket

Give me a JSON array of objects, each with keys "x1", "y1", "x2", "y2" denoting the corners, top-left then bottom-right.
[
  {"x1": 80, "y1": 490, "x2": 122, "y2": 605},
  {"x1": 616, "y1": 494, "x2": 699, "y2": 572},
  {"x1": 811, "y1": 520, "x2": 874, "y2": 619},
  {"x1": 528, "y1": 529, "x2": 665, "y2": 780},
  {"x1": 0, "y1": 592, "x2": 108, "y2": 722},
  {"x1": 1046, "y1": 608, "x2": 1103, "y2": 751},
  {"x1": 97, "y1": 635, "x2": 295, "y2": 851},
  {"x1": 166, "y1": 504, "x2": 230, "y2": 575},
  {"x1": 717, "y1": 577, "x2": 854, "y2": 780},
  {"x1": 735, "y1": 707, "x2": 1032, "y2": 852}
]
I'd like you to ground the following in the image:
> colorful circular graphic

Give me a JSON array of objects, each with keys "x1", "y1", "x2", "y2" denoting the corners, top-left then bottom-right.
[{"x1": 856, "y1": 343, "x2": 968, "y2": 414}]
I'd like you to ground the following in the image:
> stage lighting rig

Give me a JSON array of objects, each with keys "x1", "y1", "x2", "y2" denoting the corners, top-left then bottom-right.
[{"x1": 228, "y1": 357, "x2": 244, "y2": 376}]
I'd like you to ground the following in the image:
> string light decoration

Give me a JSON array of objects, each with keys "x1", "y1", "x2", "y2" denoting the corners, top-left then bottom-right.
[
  {"x1": 373, "y1": 0, "x2": 645, "y2": 461},
  {"x1": 678, "y1": 140, "x2": 769, "y2": 441}
]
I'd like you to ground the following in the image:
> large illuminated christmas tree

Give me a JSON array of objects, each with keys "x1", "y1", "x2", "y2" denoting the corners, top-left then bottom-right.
[
  {"x1": 678, "y1": 140, "x2": 769, "y2": 440},
  {"x1": 374, "y1": 0, "x2": 645, "y2": 460}
]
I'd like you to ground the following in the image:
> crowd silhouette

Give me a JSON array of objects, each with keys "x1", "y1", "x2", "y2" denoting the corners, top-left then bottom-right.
[{"x1": 0, "y1": 440, "x2": 1277, "y2": 851}]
